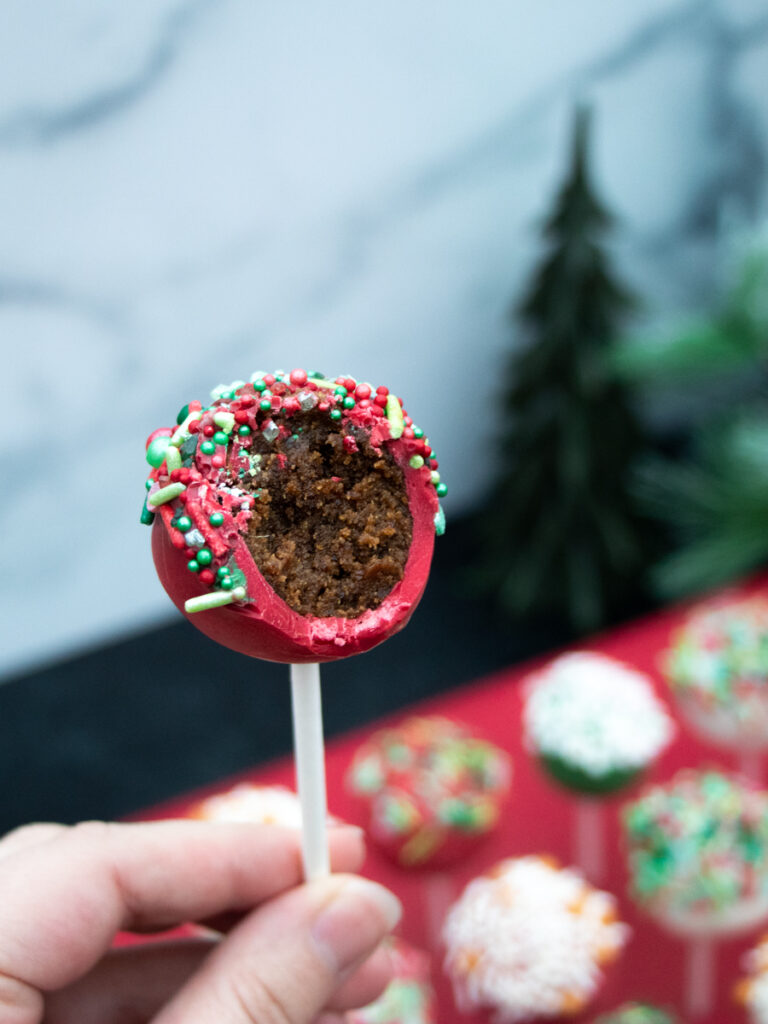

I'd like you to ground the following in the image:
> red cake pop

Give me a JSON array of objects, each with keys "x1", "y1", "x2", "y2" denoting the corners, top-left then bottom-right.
[{"x1": 143, "y1": 371, "x2": 445, "y2": 663}]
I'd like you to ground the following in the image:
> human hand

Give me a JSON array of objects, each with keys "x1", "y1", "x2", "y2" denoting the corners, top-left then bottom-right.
[{"x1": 0, "y1": 818, "x2": 400, "y2": 1023}]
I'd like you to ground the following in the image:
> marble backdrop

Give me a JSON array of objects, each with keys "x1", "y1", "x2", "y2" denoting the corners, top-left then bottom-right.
[{"x1": 3, "y1": 0, "x2": 768, "y2": 676}]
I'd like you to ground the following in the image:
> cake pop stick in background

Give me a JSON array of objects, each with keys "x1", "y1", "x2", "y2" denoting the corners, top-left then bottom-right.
[
  {"x1": 522, "y1": 652, "x2": 676, "y2": 882},
  {"x1": 144, "y1": 369, "x2": 444, "y2": 879},
  {"x1": 623, "y1": 768, "x2": 768, "y2": 1019}
]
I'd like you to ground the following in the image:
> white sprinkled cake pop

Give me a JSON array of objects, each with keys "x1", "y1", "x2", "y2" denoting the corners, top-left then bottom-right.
[
  {"x1": 189, "y1": 783, "x2": 307, "y2": 827},
  {"x1": 442, "y1": 855, "x2": 629, "y2": 1022},
  {"x1": 523, "y1": 652, "x2": 675, "y2": 794},
  {"x1": 736, "y1": 934, "x2": 768, "y2": 1023}
]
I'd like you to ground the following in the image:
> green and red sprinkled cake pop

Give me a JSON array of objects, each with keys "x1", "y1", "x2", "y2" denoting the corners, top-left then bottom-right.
[
  {"x1": 348, "y1": 937, "x2": 436, "y2": 1024},
  {"x1": 623, "y1": 768, "x2": 768, "y2": 936},
  {"x1": 664, "y1": 595, "x2": 768, "y2": 751},
  {"x1": 347, "y1": 716, "x2": 511, "y2": 869},
  {"x1": 142, "y1": 370, "x2": 446, "y2": 663}
]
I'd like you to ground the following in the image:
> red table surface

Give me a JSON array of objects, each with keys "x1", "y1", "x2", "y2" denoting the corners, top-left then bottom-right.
[{"x1": 135, "y1": 578, "x2": 768, "y2": 1024}]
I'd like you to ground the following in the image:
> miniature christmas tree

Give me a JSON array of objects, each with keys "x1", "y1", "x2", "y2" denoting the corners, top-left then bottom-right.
[{"x1": 476, "y1": 107, "x2": 651, "y2": 632}]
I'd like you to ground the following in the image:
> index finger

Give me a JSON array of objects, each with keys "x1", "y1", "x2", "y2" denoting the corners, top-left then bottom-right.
[{"x1": 0, "y1": 819, "x2": 364, "y2": 995}]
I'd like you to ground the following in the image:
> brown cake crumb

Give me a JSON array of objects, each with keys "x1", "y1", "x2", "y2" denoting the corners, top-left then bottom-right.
[{"x1": 242, "y1": 412, "x2": 412, "y2": 617}]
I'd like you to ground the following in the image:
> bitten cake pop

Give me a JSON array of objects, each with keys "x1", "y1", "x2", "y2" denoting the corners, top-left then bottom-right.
[
  {"x1": 189, "y1": 783, "x2": 307, "y2": 827},
  {"x1": 591, "y1": 1005, "x2": 679, "y2": 1024},
  {"x1": 442, "y1": 855, "x2": 629, "y2": 1023},
  {"x1": 348, "y1": 938, "x2": 436, "y2": 1024},
  {"x1": 736, "y1": 933, "x2": 768, "y2": 1023},
  {"x1": 347, "y1": 716, "x2": 511, "y2": 868},
  {"x1": 623, "y1": 768, "x2": 768, "y2": 935},
  {"x1": 523, "y1": 652, "x2": 675, "y2": 795},
  {"x1": 142, "y1": 369, "x2": 444, "y2": 882},
  {"x1": 143, "y1": 371, "x2": 445, "y2": 664},
  {"x1": 664, "y1": 595, "x2": 768, "y2": 753}
]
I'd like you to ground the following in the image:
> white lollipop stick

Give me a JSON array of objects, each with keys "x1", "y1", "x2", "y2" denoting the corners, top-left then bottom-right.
[
  {"x1": 685, "y1": 935, "x2": 715, "y2": 1019},
  {"x1": 574, "y1": 798, "x2": 605, "y2": 883},
  {"x1": 738, "y1": 749, "x2": 765, "y2": 785},
  {"x1": 290, "y1": 662, "x2": 330, "y2": 881}
]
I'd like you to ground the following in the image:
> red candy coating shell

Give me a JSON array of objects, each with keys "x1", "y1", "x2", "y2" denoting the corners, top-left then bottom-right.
[{"x1": 151, "y1": 443, "x2": 437, "y2": 663}]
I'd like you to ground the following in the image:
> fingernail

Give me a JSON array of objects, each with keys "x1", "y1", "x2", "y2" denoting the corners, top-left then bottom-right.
[{"x1": 311, "y1": 878, "x2": 402, "y2": 973}]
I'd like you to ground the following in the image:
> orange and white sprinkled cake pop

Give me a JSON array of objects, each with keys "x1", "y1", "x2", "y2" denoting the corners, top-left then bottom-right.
[
  {"x1": 736, "y1": 933, "x2": 768, "y2": 1024},
  {"x1": 189, "y1": 783, "x2": 308, "y2": 827},
  {"x1": 442, "y1": 855, "x2": 629, "y2": 1022}
]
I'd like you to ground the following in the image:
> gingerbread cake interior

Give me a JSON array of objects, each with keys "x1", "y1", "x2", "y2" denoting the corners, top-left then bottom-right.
[{"x1": 242, "y1": 411, "x2": 412, "y2": 617}]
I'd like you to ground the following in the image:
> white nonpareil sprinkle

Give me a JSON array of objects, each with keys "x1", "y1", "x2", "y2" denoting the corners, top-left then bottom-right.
[
  {"x1": 443, "y1": 857, "x2": 629, "y2": 1023},
  {"x1": 523, "y1": 652, "x2": 675, "y2": 776}
]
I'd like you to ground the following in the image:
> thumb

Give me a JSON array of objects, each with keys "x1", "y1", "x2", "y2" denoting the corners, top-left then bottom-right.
[{"x1": 151, "y1": 874, "x2": 402, "y2": 1024}]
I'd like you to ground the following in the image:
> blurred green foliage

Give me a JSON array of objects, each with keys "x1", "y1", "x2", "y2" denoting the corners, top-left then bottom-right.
[{"x1": 618, "y1": 237, "x2": 768, "y2": 597}]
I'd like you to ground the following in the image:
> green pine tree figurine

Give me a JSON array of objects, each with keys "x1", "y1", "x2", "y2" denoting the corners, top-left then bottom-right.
[{"x1": 478, "y1": 107, "x2": 651, "y2": 632}]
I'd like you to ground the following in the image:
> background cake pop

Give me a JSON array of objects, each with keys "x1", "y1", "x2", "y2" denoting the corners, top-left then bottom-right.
[
  {"x1": 145, "y1": 370, "x2": 444, "y2": 664},
  {"x1": 348, "y1": 938, "x2": 436, "y2": 1024},
  {"x1": 736, "y1": 933, "x2": 768, "y2": 1024},
  {"x1": 664, "y1": 595, "x2": 768, "y2": 779},
  {"x1": 524, "y1": 652, "x2": 675, "y2": 795},
  {"x1": 591, "y1": 1004, "x2": 679, "y2": 1024},
  {"x1": 347, "y1": 715, "x2": 511, "y2": 869},
  {"x1": 442, "y1": 854, "x2": 629, "y2": 1023},
  {"x1": 189, "y1": 782, "x2": 308, "y2": 827},
  {"x1": 523, "y1": 652, "x2": 675, "y2": 879},
  {"x1": 623, "y1": 768, "x2": 768, "y2": 1017}
]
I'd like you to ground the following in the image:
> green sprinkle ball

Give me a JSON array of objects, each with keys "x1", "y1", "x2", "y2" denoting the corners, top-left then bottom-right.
[
  {"x1": 145, "y1": 436, "x2": 171, "y2": 468},
  {"x1": 187, "y1": 559, "x2": 200, "y2": 573},
  {"x1": 209, "y1": 512, "x2": 225, "y2": 527},
  {"x1": 436, "y1": 482, "x2": 448, "y2": 497},
  {"x1": 200, "y1": 440, "x2": 216, "y2": 455},
  {"x1": 196, "y1": 549, "x2": 213, "y2": 566},
  {"x1": 213, "y1": 431, "x2": 229, "y2": 445},
  {"x1": 330, "y1": 409, "x2": 342, "y2": 421},
  {"x1": 176, "y1": 515, "x2": 193, "y2": 532},
  {"x1": 237, "y1": 425, "x2": 251, "y2": 436}
]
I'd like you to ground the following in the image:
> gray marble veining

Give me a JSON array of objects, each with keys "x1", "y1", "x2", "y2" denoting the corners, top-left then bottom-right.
[{"x1": 4, "y1": 0, "x2": 768, "y2": 676}]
